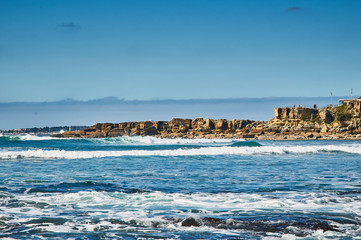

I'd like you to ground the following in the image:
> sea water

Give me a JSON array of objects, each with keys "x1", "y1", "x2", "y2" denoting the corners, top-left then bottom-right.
[{"x1": 0, "y1": 135, "x2": 360, "y2": 239}]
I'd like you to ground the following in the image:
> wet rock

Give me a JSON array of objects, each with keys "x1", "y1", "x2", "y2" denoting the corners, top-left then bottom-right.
[{"x1": 181, "y1": 217, "x2": 200, "y2": 227}]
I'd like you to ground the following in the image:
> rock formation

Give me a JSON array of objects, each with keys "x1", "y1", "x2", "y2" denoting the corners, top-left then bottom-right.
[
  {"x1": 52, "y1": 98, "x2": 361, "y2": 140},
  {"x1": 52, "y1": 118, "x2": 258, "y2": 139},
  {"x1": 258, "y1": 98, "x2": 361, "y2": 140}
]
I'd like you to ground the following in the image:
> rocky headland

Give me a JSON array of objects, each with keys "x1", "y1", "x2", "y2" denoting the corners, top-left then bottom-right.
[{"x1": 52, "y1": 98, "x2": 361, "y2": 140}]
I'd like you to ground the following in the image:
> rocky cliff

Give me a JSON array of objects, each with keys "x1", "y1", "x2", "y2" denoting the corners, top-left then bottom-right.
[
  {"x1": 52, "y1": 118, "x2": 258, "y2": 139},
  {"x1": 258, "y1": 98, "x2": 361, "y2": 140},
  {"x1": 52, "y1": 98, "x2": 361, "y2": 140}
]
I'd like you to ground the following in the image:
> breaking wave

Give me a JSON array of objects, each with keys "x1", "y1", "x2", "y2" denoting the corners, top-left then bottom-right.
[
  {"x1": 0, "y1": 135, "x2": 239, "y2": 144},
  {"x1": 1, "y1": 144, "x2": 361, "y2": 159},
  {"x1": 0, "y1": 134, "x2": 55, "y2": 141},
  {"x1": 83, "y1": 136, "x2": 240, "y2": 145},
  {"x1": 1, "y1": 190, "x2": 360, "y2": 238}
]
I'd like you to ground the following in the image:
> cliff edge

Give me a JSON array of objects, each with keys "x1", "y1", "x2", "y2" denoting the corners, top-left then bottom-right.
[
  {"x1": 52, "y1": 98, "x2": 361, "y2": 140},
  {"x1": 259, "y1": 98, "x2": 361, "y2": 140},
  {"x1": 52, "y1": 118, "x2": 258, "y2": 139}
]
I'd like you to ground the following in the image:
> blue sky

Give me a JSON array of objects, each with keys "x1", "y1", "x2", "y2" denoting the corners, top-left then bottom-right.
[{"x1": 1, "y1": 0, "x2": 360, "y2": 102}]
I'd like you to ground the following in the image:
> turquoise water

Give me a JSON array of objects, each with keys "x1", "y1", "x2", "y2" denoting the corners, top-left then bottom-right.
[{"x1": 0, "y1": 135, "x2": 360, "y2": 239}]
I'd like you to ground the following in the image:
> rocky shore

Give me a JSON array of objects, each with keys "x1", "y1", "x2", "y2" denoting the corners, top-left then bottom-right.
[{"x1": 52, "y1": 98, "x2": 361, "y2": 140}]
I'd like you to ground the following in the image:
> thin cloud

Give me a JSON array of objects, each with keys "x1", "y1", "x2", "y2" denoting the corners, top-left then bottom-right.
[
  {"x1": 57, "y1": 22, "x2": 80, "y2": 31},
  {"x1": 285, "y1": 7, "x2": 303, "y2": 13}
]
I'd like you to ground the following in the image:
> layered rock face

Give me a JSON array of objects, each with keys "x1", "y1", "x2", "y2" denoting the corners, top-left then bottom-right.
[
  {"x1": 52, "y1": 99, "x2": 361, "y2": 140},
  {"x1": 52, "y1": 118, "x2": 258, "y2": 139},
  {"x1": 260, "y1": 100, "x2": 361, "y2": 140}
]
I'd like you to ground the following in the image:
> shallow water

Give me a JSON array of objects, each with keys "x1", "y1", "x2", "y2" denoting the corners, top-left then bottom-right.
[{"x1": 0, "y1": 135, "x2": 360, "y2": 239}]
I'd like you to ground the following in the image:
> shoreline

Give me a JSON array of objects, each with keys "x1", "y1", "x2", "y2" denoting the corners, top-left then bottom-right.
[
  {"x1": 50, "y1": 127, "x2": 361, "y2": 141},
  {"x1": 34, "y1": 98, "x2": 361, "y2": 141},
  {"x1": 155, "y1": 134, "x2": 361, "y2": 141},
  {"x1": 2, "y1": 132, "x2": 361, "y2": 140}
]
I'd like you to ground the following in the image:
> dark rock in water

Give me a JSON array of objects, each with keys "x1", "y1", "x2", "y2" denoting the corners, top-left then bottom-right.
[
  {"x1": 202, "y1": 217, "x2": 229, "y2": 228},
  {"x1": 199, "y1": 216, "x2": 339, "y2": 237},
  {"x1": 181, "y1": 217, "x2": 200, "y2": 227},
  {"x1": 26, "y1": 217, "x2": 68, "y2": 225},
  {"x1": 306, "y1": 219, "x2": 337, "y2": 232},
  {"x1": 337, "y1": 190, "x2": 361, "y2": 195}
]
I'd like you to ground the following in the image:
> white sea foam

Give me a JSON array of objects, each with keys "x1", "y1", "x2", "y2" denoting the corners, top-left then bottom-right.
[
  {"x1": 12, "y1": 190, "x2": 361, "y2": 217},
  {"x1": 1, "y1": 134, "x2": 240, "y2": 144},
  {"x1": 1, "y1": 144, "x2": 361, "y2": 159},
  {"x1": 262, "y1": 229, "x2": 349, "y2": 240},
  {"x1": 0, "y1": 134, "x2": 56, "y2": 141},
  {"x1": 4, "y1": 190, "x2": 360, "y2": 236},
  {"x1": 87, "y1": 136, "x2": 239, "y2": 145},
  {"x1": 2, "y1": 190, "x2": 359, "y2": 238}
]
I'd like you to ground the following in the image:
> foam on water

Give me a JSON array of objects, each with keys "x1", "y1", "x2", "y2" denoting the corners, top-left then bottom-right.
[
  {"x1": 1, "y1": 144, "x2": 361, "y2": 159},
  {"x1": 0, "y1": 134, "x2": 239, "y2": 144},
  {"x1": 1, "y1": 137, "x2": 360, "y2": 239},
  {"x1": 5, "y1": 190, "x2": 361, "y2": 221},
  {"x1": 85, "y1": 136, "x2": 240, "y2": 145},
  {"x1": 1, "y1": 190, "x2": 360, "y2": 238},
  {"x1": 0, "y1": 134, "x2": 55, "y2": 141}
]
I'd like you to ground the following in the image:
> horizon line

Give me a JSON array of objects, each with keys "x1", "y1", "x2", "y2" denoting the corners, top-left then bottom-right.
[{"x1": 0, "y1": 95, "x2": 356, "y2": 104}]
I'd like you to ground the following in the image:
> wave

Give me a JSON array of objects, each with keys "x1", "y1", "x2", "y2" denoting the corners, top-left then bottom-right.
[
  {"x1": 0, "y1": 134, "x2": 55, "y2": 141},
  {"x1": 231, "y1": 141, "x2": 262, "y2": 147},
  {"x1": 2, "y1": 190, "x2": 359, "y2": 238},
  {"x1": 1, "y1": 144, "x2": 361, "y2": 159},
  {"x1": 0, "y1": 134, "x2": 240, "y2": 144},
  {"x1": 10, "y1": 190, "x2": 361, "y2": 219},
  {"x1": 84, "y1": 136, "x2": 240, "y2": 145},
  {"x1": 23, "y1": 181, "x2": 148, "y2": 194}
]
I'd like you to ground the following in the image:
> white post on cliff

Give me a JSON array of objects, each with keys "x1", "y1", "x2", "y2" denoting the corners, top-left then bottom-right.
[{"x1": 330, "y1": 91, "x2": 333, "y2": 106}]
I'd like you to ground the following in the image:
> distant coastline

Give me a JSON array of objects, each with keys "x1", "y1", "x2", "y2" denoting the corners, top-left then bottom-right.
[
  {"x1": 1, "y1": 126, "x2": 88, "y2": 135},
  {"x1": 51, "y1": 98, "x2": 361, "y2": 140}
]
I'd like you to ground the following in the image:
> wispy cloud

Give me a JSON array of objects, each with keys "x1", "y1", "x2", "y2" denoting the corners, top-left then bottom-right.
[
  {"x1": 285, "y1": 7, "x2": 303, "y2": 13},
  {"x1": 57, "y1": 22, "x2": 80, "y2": 31}
]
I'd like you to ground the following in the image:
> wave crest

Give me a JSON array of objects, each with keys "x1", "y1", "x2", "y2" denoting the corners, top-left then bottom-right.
[
  {"x1": 0, "y1": 134, "x2": 55, "y2": 141},
  {"x1": 1, "y1": 144, "x2": 361, "y2": 160},
  {"x1": 85, "y1": 136, "x2": 239, "y2": 145}
]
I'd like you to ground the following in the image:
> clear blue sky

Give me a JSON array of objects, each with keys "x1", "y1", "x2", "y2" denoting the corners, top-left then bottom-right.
[{"x1": 1, "y1": 0, "x2": 360, "y2": 102}]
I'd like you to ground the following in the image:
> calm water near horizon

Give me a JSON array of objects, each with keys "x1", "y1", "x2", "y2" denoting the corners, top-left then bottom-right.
[{"x1": 0, "y1": 135, "x2": 360, "y2": 239}]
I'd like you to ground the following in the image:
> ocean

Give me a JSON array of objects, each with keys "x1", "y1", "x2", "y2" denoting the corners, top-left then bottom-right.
[{"x1": 0, "y1": 135, "x2": 360, "y2": 239}]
